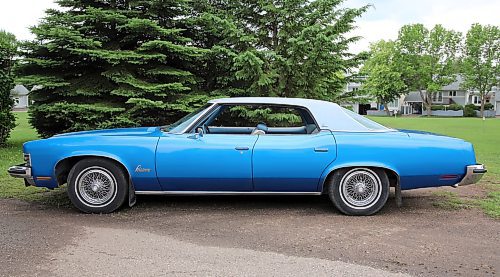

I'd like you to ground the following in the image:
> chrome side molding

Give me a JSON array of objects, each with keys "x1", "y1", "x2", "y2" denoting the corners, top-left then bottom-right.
[{"x1": 135, "y1": 191, "x2": 322, "y2": 196}]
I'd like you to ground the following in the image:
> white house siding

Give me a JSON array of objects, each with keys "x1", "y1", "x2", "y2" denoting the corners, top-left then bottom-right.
[
  {"x1": 10, "y1": 85, "x2": 30, "y2": 109},
  {"x1": 13, "y1": 95, "x2": 29, "y2": 109},
  {"x1": 443, "y1": 90, "x2": 467, "y2": 106}
]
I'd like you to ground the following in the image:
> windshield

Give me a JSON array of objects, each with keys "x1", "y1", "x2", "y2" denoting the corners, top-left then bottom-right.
[
  {"x1": 341, "y1": 107, "x2": 392, "y2": 131},
  {"x1": 162, "y1": 104, "x2": 212, "y2": 133}
]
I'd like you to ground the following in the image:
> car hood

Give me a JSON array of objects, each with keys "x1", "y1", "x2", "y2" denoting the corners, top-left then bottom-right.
[{"x1": 52, "y1": 127, "x2": 160, "y2": 138}]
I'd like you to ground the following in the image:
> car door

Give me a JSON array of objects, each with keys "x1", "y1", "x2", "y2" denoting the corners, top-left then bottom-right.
[
  {"x1": 252, "y1": 131, "x2": 337, "y2": 192},
  {"x1": 156, "y1": 133, "x2": 258, "y2": 191}
]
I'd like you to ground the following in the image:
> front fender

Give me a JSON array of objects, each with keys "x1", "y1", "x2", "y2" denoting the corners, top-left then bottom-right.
[{"x1": 24, "y1": 135, "x2": 161, "y2": 190}]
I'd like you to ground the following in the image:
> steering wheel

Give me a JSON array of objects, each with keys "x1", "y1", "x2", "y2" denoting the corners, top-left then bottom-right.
[{"x1": 251, "y1": 122, "x2": 268, "y2": 135}]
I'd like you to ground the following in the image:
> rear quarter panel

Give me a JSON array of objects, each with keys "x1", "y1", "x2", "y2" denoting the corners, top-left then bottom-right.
[{"x1": 322, "y1": 131, "x2": 476, "y2": 190}]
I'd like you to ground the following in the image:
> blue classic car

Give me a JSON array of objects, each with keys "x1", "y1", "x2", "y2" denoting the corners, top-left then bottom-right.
[{"x1": 8, "y1": 97, "x2": 486, "y2": 215}]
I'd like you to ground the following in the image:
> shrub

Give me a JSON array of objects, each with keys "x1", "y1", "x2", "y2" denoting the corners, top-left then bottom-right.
[
  {"x1": 431, "y1": 105, "x2": 445, "y2": 110},
  {"x1": 448, "y1": 104, "x2": 463, "y2": 111},
  {"x1": 484, "y1": 103, "x2": 494, "y2": 110},
  {"x1": 464, "y1": 104, "x2": 476, "y2": 117},
  {"x1": 0, "y1": 30, "x2": 17, "y2": 146}
]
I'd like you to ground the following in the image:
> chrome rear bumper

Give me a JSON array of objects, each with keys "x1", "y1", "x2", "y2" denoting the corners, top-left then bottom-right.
[
  {"x1": 8, "y1": 164, "x2": 35, "y2": 186},
  {"x1": 454, "y1": 164, "x2": 486, "y2": 187}
]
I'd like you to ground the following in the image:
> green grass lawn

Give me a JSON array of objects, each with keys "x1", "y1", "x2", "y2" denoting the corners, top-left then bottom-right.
[
  {"x1": 0, "y1": 113, "x2": 498, "y2": 216},
  {"x1": 0, "y1": 112, "x2": 68, "y2": 205}
]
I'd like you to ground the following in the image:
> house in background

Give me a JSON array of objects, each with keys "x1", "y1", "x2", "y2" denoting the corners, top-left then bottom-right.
[
  {"x1": 348, "y1": 75, "x2": 499, "y2": 116},
  {"x1": 10, "y1": 85, "x2": 30, "y2": 110},
  {"x1": 496, "y1": 91, "x2": 500, "y2": 116},
  {"x1": 343, "y1": 80, "x2": 377, "y2": 114}
]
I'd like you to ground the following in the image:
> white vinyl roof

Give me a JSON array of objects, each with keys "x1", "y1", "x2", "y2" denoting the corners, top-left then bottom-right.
[{"x1": 209, "y1": 97, "x2": 391, "y2": 132}]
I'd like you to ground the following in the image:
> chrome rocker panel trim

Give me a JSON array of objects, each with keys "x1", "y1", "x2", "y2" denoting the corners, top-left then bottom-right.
[
  {"x1": 8, "y1": 164, "x2": 35, "y2": 186},
  {"x1": 454, "y1": 164, "x2": 486, "y2": 187},
  {"x1": 135, "y1": 191, "x2": 322, "y2": 196}
]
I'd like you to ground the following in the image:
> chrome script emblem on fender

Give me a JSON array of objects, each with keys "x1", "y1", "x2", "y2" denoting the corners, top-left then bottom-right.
[{"x1": 135, "y1": 165, "x2": 151, "y2": 173}]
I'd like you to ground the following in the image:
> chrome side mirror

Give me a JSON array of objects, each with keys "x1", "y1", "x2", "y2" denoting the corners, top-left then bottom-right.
[
  {"x1": 188, "y1": 127, "x2": 204, "y2": 139},
  {"x1": 196, "y1": 127, "x2": 205, "y2": 138}
]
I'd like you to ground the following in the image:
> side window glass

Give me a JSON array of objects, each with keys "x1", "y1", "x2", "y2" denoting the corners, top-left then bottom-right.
[
  {"x1": 205, "y1": 104, "x2": 317, "y2": 135},
  {"x1": 262, "y1": 106, "x2": 304, "y2": 128},
  {"x1": 209, "y1": 105, "x2": 305, "y2": 127},
  {"x1": 210, "y1": 105, "x2": 256, "y2": 127}
]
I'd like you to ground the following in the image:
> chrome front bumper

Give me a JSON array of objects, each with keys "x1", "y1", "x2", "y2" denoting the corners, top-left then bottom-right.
[
  {"x1": 8, "y1": 164, "x2": 35, "y2": 186},
  {"x1": 454, "y1": 164, "x2": 487, "y2": 187}
]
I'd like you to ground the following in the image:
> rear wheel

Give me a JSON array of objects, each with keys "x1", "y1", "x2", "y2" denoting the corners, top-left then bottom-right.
[
  {"x1": 67, "y1": 158, "x2": 127, "y2": 213},
  {"x1": 328, "y1": 168, "x2": 389, "y2": 216}
]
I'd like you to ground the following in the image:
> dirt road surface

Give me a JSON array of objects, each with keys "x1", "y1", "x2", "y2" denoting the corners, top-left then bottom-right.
[{"x1": 1, "y1": 189, "x2": 498, "y2": 276}]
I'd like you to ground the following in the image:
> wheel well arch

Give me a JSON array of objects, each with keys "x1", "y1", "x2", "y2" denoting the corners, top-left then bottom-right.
[
  {"x1": 55, "y1": 155, "x2": 131, "y2": 186},
  {"x1": 320, "y1": 166, "x2": 399, "y2": 193}
]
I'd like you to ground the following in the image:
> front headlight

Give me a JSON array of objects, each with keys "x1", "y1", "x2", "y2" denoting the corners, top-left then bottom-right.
[{"x1": 23, "y1": 153, "x2": 31, "y2": 167}]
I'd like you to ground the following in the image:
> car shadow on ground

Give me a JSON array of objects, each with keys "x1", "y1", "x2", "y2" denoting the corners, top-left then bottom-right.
[
  {"x1": 127, "y1": 189, "x2": 428, "y2": 216},
  {"x1": 22, "y1": 186, "x2": 442, "y2": 216}
]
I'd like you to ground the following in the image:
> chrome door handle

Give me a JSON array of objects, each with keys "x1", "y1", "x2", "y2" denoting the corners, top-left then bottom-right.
[
  {"x1": 235, "y1": 146, "x2": 249, "y2": 151},
  {"x1": 314, "y1": 148, "x2": 328, "y2": 152}
]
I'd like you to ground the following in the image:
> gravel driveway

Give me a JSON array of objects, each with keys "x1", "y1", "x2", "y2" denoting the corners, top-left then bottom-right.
[{"x1": 1, "y1": 188, "x2": 498, "y2": 276}]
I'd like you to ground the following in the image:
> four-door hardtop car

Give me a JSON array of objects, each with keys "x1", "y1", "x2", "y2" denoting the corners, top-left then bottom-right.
[{"x1": 8, "y1": 97, "x2": 486, "y2": 215}]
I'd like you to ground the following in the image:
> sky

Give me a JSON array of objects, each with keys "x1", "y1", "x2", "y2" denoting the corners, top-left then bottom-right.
[{"x1": 0, "y1": 0, "x2": 499, "y2": 53}]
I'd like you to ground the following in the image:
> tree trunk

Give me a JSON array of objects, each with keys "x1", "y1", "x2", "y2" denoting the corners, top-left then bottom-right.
[
  {"x1": 480, "y1": 94, "x2": 485, "y2": 118},
  {"x1": 419, "y1": 90, "x2": 432, "y2": 116},
  {"x1": 383, "y1": 102, "x2": 391, "y2": 116},
  {"x1": 425, "y1": 102, "x2": 432, "y2": 116}
]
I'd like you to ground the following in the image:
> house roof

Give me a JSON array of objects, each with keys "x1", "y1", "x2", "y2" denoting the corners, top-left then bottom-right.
[
  {"x1": 441, "y1": 75, "x2": 464, "y2": 91},
  {"x1": 403, "y1": 91, "x2": 423, "y2": 102},
  {"x1": 209, "y1": 97, "x2": 391, "y2": 132},
  {"x1": 10, "y1": 85, "x2": 29, "y2": 96}
]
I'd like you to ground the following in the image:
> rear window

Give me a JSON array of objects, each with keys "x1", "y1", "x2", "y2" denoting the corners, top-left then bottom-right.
[{"x1": 341, "y1": 108, "x2": 392, "y2": 131}]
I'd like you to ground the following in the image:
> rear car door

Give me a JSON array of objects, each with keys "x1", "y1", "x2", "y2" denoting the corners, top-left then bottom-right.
[
  {"x1": 252, "y1": 131, "x2": 337, "y2": 192},
  {"x1": 251, "y1": 106, "x2": 337, "y2": 192}
]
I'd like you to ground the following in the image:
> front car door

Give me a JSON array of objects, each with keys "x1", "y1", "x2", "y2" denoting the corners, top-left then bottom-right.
[
  {"x1": 156, "y1": 133, "x2": 257, "y2": 191},
  {"x1": 155, "y1": 104, "x2": 258, "y2": 191}
]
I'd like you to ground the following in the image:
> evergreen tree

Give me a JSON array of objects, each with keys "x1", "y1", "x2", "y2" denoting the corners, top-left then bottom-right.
[
  {"x1": 17, "y1": 0, "x2": 206, "y2": 137},
  {"x1": 0, "y1": 30, "x2": 17, "y2": 145},
  {"x1": 218, "y1": 0, "x2": 368, "y2": 102},
  {"x1": 187, "y1": 0, "x2": 368, "y2": 102},
  {"x1": 18, "y1": 0, "x2": 368, "y2": 137}
]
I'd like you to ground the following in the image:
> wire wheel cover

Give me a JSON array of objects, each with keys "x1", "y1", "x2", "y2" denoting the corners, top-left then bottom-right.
[
  {"x1": 76, "y1": 166, "x2": 117, "y2": 206},
  {"x1": 340, "y1": 169, "x2": 381, "y2": 208}
]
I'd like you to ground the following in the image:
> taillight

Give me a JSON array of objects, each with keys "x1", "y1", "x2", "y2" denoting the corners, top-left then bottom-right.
[{"x1": 23, "y1": 153, "x2": 31, "y2": 166}]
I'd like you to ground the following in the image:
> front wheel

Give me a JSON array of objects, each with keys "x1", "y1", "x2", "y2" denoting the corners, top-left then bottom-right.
[
  {"x1": 328, "y1": 168, "x2": 389, "y2": 216},
  {"x1": 67, "y1": 158, "x2": 128, "y2": 213}
]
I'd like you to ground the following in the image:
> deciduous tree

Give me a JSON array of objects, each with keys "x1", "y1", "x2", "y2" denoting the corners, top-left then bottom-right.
[
  {"x1": 462, "y1": 23, "x2": 499, "y2": 117},
  {"x1": 397, "y1": 24, "x2": 461, "y2": 116},
  {"x1": 360, "y1": 40, "x2": 407, "y2": 116}
]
